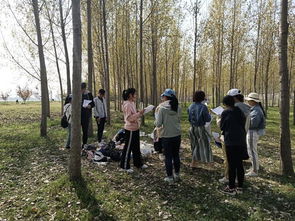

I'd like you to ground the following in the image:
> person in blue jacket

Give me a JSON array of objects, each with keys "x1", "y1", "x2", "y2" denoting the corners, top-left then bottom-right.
[{"x1": 245, "y1": 93, "x2": 266, "y2": 177}]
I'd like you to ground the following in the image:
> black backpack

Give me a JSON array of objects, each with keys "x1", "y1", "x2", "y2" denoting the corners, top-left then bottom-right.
[{"x1": 61, "y1": 105, "x2": 70, "y2": 128}]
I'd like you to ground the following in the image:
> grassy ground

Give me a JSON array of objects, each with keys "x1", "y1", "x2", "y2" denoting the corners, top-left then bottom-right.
[{"x1": 0, "y1": 102, "x2": 294, "y2": 221}]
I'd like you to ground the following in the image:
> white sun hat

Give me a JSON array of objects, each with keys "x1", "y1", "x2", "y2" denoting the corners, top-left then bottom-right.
[{"x1": 245, "y1": 92, "x2": 260, "y2": 103}]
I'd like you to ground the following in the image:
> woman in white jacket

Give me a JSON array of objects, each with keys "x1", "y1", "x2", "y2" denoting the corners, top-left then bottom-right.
[{"x1": 64, "y1": 95, "x2": 72, "y2": 149}]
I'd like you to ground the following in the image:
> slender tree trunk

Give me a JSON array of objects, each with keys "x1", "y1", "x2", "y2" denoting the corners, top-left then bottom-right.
[
  {"x1": 87, "y1": 0, "x2": 94, "y2": 136},
  {"x1": 254, "y1": 0, "x2": 262, "y2": 92},
  {"x1": 59, "y1": 0, "x2": 71, "y2": 94},
  {"x1": 279, "y1": 0, "x2": 294, "y2": 175},
  {"x1": 69, "y1": 0, "x2": 82, "y2": 180},
  {"x1": 139, "y1": 0, "x2": 145, "y2": 124},
  {"x1": 47, "y1": 5, "x2": 64, "y2": 116},
  {"x1": 32, "y1": 0, "x2": 49, "y2": 137},
  {"x1": 101, "y1": 0, "x2": 111, "y2": 124},
  {"x1": 193, "y1": 0, "x2": 198, "y2": 93},
  {"x1": 229, "y1": 0, "x2": 236, "y2": 89}
]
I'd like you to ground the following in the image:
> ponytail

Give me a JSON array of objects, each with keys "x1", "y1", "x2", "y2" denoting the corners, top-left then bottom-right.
[
  {"x1": 167, "y1": 94, "x2": 178, "y2": 112},
  {"x1": 122, "y1": 88, "x2": 136, "y2": 101},
  {"x1": 258, "y1": 102, "x2": 266, "y2": 117}
]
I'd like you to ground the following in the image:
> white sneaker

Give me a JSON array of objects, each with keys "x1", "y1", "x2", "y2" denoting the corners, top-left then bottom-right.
[
  {"x1": 174, "y1": 173, "x2": 180, "y2": 182},
  {"x1": 141, "y1": 164, "x2": 148, "y2": 169},
  {"x1": 119, "y1": 168, "x2": 134, "y2": 173},
  {"x1": 164, "y1": 177, "x2": 174, "y2": 184},
  {"x1": 245, "y1": 171, "x2": 258, "y2": 177},
  {"x1": 218, "y1": 177, "x2": 229, "y2": 184},
  {"x1": 159, "y1": 154, "x2": 165, "y2": 161},
  {"x1": 126, "y1": 169, "x2": 134, "y2": 173}
]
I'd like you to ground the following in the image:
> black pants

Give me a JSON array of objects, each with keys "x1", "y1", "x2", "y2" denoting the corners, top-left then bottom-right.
[
  {"x1": 154, "y1": 138, "x2": 163, "y2": 153},
  {"x1": 120, "y1": 130, "x2": 143, "y2": 169},
  {"x1": 162, "y1": 136, "x2": 181, "y2": 177},
  {"x1": 225, "y1": 145, "x2": 245, "y2": 189},
  {"x1": 81, "y1": 115, "x2": 90, "y2": 145},
  {"x1": 96, "y1": 117, "x2": 106, "y2": 143}
]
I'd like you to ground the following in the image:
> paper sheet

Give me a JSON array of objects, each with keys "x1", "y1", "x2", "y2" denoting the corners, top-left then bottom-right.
[
  {"x1": 144, "y1": 105, "x2": 155, "y2": 114},
  {"x1": 211, "y1": 106, "x2": 224, "y2": 115},
  {"x1": 83, "y1": 99, "x2": 92, "y2": 108}
]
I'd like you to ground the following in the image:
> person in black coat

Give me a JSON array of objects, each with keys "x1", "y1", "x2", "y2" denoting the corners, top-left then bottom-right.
[
  {"x1": 81, "y1": 82, "x2": 95, "y2": 147},
  {"x1": 219, "y1": 95, "x2": 247, "y2": 195}
]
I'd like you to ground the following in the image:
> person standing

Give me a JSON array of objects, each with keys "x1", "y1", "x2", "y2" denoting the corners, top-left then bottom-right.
[
  {"x1": 188, "y1": 91, "x2": 212, "y2": 168},
  {"x1": 155, "y1": 89, "x2": 182, "y2": 183},
  {"x1": 120, "y1": 88, "x2": 148, "y2": 173},
  {"x1": 81, "y1": 82, "x2": 94, "y2": 147},
  {"x1": 219, "y1": 95, "x2": 247, "y2": 195},
  {"x1": 219, "y1": 89, "x2": 250, "y2": 183},
  {"x1": 94, "y1": 89, "x2": 107, "y2": 144},
  {"x1": 64, "y1": 94, "x2": 72, "y2": 149},
  {"x1": 245, "y1": 92, "x2": 266, "y2": 177}
]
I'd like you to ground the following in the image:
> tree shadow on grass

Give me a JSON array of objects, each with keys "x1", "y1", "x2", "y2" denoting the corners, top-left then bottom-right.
[{"x1": 72, "y1": 177, "x2": 117, "y2": 221}]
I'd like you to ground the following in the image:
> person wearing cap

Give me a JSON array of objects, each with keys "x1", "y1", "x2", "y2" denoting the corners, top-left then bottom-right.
[
  {"x1": 188, "y1": 91, "x2": 212, "y2": 167},
  {"x1": 64, "y1": 94, "x2": 72, "y2": 149},
  {"x1": 219, "y1": 89, "x2": 251, "y2": 183},
  {"x1": 219, "y1": 95, "x2": 247, "y2": 195},
  {"x1": 94, "y1": 89, "x2": 107, "y2": 144},
  {"x1": 81, "y1": 82, "x2": 95, "y2": 147},
  {"x1": 245, "y1": 92, "x2": 266, "y2": 177},
  {"x1": 155, "y1": 89, "x2": 182, "y2": 184}
]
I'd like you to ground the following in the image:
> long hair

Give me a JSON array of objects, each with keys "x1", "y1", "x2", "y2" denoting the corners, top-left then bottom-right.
[
  {"x1": 64, "y1": 95, "x2": 72, "y2": 105},
  {"x1": 167, "y1": 94, "x2": 179, "y2": 112},
  {"x1": 258, "y1": 102, "x2": 266, "y2": 117},
  {"x1": 122, "y1": 88, "x2": 136, "y2": 101}
]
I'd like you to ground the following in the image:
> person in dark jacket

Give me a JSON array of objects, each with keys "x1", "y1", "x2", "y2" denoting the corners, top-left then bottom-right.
[
  {"x1": 81, "y1": 82, "x2": 95, "y2": 147},
  {"x1": 219, "y1": 95, "x2": 247, "y2": 195}
]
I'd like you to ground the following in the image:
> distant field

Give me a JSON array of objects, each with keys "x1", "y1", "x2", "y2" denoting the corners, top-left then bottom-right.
[{"x1": 0, "y1": 102, "x2": 294, "y2": 220}]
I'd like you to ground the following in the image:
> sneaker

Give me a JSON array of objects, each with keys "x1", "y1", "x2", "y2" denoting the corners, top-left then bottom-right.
[
  {"x1": 245, "y1": 171, "x2": 258, "y2": 177},
  {"x1": 219, "y1": 186, "x2": 237, "y2": 196},
  {"x1": 141, "y1": 164, "x2": 148, "y2": 169},
  {"x1": 126, "y1": 169, "x2": 134, "y2": 173},
  {"x1": 159, "y1": 154, "x2": 165, "y2": 161},
  {"x1": 164, "y1": 177, "x2": 174, "y2": 184},
  {"x1": 174, "y1": 173, "x2": 181, "y2": 182},
  {"x1": 236, "y1": 187, "x2": 243, "y2": 194},
  {"x1": 119, "y1": 168, "x2": 134, "y2": 173},
  {"x1": 219, "y1": 177, "x2": 229, "y2": 184}
]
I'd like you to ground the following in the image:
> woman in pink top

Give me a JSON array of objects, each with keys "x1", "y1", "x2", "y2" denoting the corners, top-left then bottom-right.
[{"x1": 120, "y1": 88, "x2": 148, "y2": 173}]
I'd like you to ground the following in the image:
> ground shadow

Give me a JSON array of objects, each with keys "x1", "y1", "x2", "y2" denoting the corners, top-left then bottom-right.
[{"x1": 72, "y1": 177, "x2": 117, "y2": 221}]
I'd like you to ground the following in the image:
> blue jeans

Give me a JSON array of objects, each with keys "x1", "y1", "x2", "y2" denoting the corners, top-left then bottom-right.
[
  {"x1": 65, "y1": 124, "x2": 71, "y2": 148},
  {"x1": 162, "y1": 136, "x2": 181, "y2": 177}
]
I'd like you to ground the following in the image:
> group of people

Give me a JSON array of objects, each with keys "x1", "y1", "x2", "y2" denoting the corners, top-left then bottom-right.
[
  {"x1": 63, "y1": 83, "x2": 266, "y2": 195},
  {"x1": 64, "y1": 82, "x2": 107, "y2": 149}
]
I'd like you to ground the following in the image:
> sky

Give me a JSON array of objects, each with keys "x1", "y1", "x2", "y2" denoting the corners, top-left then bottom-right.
[{"x1": 0, "y1": 0, "x2": 211, "y2": 101}]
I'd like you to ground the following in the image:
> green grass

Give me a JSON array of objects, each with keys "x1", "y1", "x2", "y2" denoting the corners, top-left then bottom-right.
[{"x1": 0, "y1": 102, "x2": 294, "y2": 220}]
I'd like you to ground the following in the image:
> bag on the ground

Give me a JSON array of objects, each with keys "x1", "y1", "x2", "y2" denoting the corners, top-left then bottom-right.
[
  {"x1": 93, "y1": 151, "x2": 108, "y2": 162},
  {"x1": 61, "y1": 115, "x2": 69, "y2": 128},
  {"x1": 100, "y1": 141, "x2": 122, "y2": 161}
]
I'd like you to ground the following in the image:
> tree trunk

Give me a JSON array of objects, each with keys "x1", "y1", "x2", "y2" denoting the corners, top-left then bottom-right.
[
  {"x1": 229, "y1": 0, "x2": 236, "y2": 89},
  {"x1": 59, "y1": 0, "x2": 71, "y2": 94},
  {"x1": 46, "y1": 3, "x2": 63, "y2": 116},
  {"x1": 279, "y1": 0, "x2": 294, "y2": 176},
  {"x1": 69, "y1": 0, "x2": 82, "y2": 181},
  {"x1": 32, "y1": 0, "x2": 49, "y2": 137},
  {"x1": 139, "y1": 0, "x2": 145, "y2": 124},
  {"x1": 254, "y1": 0, "x2": 262, "y2": 92},
  {"x1": 101, "y1": 0, "x2": 111, "y2": 124},
  {"x1": 151, "y1": 0, "x2": 158, "y2": 106},
  {"x1": 87, "y1": 0, "x2": 94, "y2": 137},
  {"x1": 193, "y1": 0, "x2": 198, "y2": 93}
]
